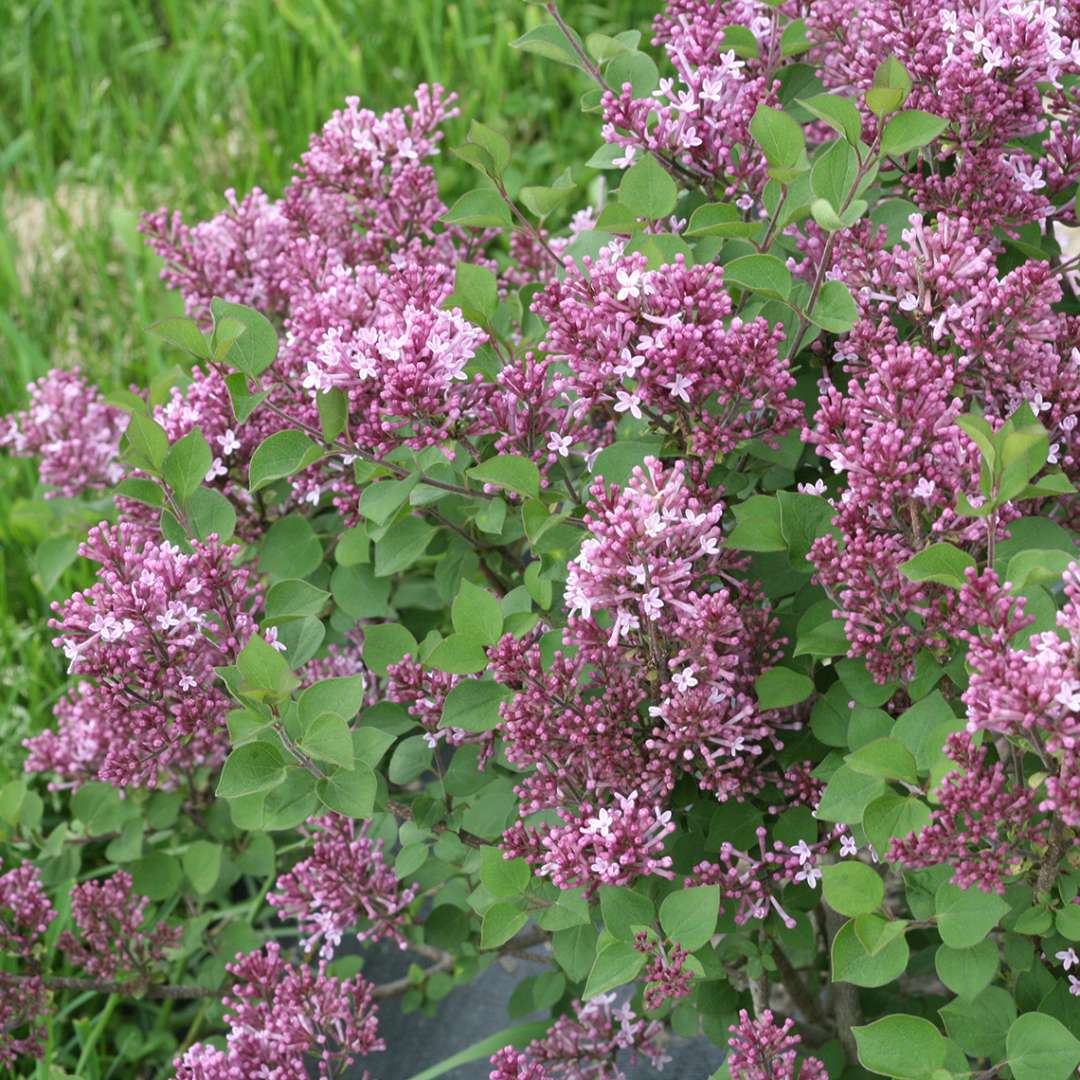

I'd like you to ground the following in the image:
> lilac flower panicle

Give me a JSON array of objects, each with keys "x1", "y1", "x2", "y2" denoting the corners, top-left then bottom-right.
[{"x1": 268, "y1": 814, "x2": 418, "y2": 958}]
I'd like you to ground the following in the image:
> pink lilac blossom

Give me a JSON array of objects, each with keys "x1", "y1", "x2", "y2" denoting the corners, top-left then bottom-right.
[
  {"x1": 491, "y1": 994, "x2": 669, "y2": 1080},
  {"x1": 58, "y1": 870, "x2": 180, "y2": 981},
  {"x1": 268, "y1": 814, "x2": 418, "y2": 958},
  {"x1": 890, "y1": 732, "x2": 1044, "y2": 893},
  {"x1": 726, "y1": 1009, "x2": 829, "y2": 1080},
  {"x1": 0, "y1": 865, "x2": 57, "y2": 1067},
  {"x1": 385, "y1": 655, "x2": 496, "y2": 760},
  {"x1": 173, "y1": 943, "x2": 383, "y2": 1080},
  {"x1": 24, "y1": 522, "x2": 259, "y2": 788},
  {"x1": 490, "y1": 1046, "x2": 555, "y2": 1080},
  {"x1": 492, "y1": 458, "x2": 789, "y2": 889},
  {"x1": 959, "y1": 564, "x2": 1080, "y2": 828},
  {"x1": 610, "y1": 0, "x2": 785, "y2": 201},
  {"x1": 141, "y1": 86, "x2": 461, "y2": 325},
  {"x1": 0, "y1": 368, "x2": 125, "y2": 499},
  {"x1": 505, "y1": 790, "x2": 676, "y2": 894},
  {"x1": 690, "y1": 826, "x2": 838, "y2": 929},
  {"x1": 806, "y1": 340, "x2": 991, "y2": 681},
  {"x1": 634, "y1": 932, "x2": 693, "y2": 1011},
  {"x1": 534, "y1": 248, "x2": 801, "y2": 462},
  {"x1": 290, "y1": 259, "x2": 490, "y2": 459}
]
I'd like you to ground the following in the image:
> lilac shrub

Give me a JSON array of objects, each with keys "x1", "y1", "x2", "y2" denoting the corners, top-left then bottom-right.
[{"x1": 3, "y1": 0, "x2": 1080, "y2": 1077}]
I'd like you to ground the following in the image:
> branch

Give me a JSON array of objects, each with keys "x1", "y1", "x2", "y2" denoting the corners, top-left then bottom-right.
[
  {"x1": 1037, "y1": 815, "x2": 1066, "y2": 897},
  {"x1": 822, "y1": 904, "x2": 862, "y2": 1064},
  {"x1": 772, "y1": 944, "x2": 827, "y2": 1029}
]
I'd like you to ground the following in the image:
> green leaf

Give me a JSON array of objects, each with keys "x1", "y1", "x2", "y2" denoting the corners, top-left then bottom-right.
[
  {"x1": 260, "y1": 515, "x2": 323, "y2": 579},
  {"x1": 940, "y1": 986, "x2": 1015, "y2": 1059},
  {"x1": 606, "y1": 49, "x2": 659, "y2": 97},
  {"x1": 881, "y1": 110, "x2": 948, "y2": 156},
  {"x1": 728, "y1": 495, "x2": 786, "y2": 552},
  {"x1": 817, "y1": 766, "x2": 886, "y2": 825},
  {"x1": 480, "y1": 846, "x2": 531, "y2": 898},
  {"x1": 794, "y1": 600, "x2": 850, "y2": 658},
  {"x1": 388, "y1": 735, "x2": 433, "y2": 784},
  {"x1": 553, "y1": 922, "x2": 598, "y2": 982},
  {"x1": 481, "y1": 902, "x2": 528, "y2": 949},
  {"x1": 374, "y1": 516, "x2": 436, "y2": 577},
  {"x1": 225, "y1": 372, "x2": 268, "y2": 424},
  {"x1": 599, "y1": 886, "x2": 655, "y2": 941},
  {"x1": 124, "y1": 412, "x2": 169, "y2": 472},
  {"x1": 249, "y1": 430, "x2": 323, "y2": 493},
  {"x1": 519, "y1": 170, "x2": 577, "y2": 219},
  {"x1": 315, "y1": 765, "x2": 376, "y2": 818},
  {"x1": 72, "y1": 782, "x2": 129, "y2": 835},
  {"x1": 867, "y1": 57, "x2": 912, "y2": 117},
  {"x1": 468, "y1": 455, "x2": 541, "y2": 500},
  {"x1": 362, "y1": 623, "x2": 418, "y2": 678},
  {"x1": 832, "y1": 917, "x2": 909, "y2": 986},
  {"x1": 811, "y1": 139, "x2": 857, "y2": 211},
  {"x1": 935, "y1": 940, "x2": 999, "y2": 1001},
  {"x1": 685, "y1": 202, "x2": 758, "y2": 239},
  {"x1": 808, "y1": 280, "x2": 858, "y2": 333},
  {"x1": 453, "y1": 262, "x2": 499, "y2": 322},
  {"x1": 862, "y1": 793, "x2": 931, "y2": 853},
  {"x1": 298, "y1": 713, "x2": 354, "y2": 770},
  {"x1": 510, "y1": 23, "x2": 587, "y2": 69},
  {"x1": 853, "y1": 1015, "x2": 947, "y2": 1079},
  {"x1": 163, "y1": 428, "x2": 212, "y2": 501},
  {"x1": 589, "y1": 440, "x2": 663, "y2": 487},
  {"x1": 443, "y1": 189, "x2": 513, "y2": 229},
  {"x1": 149, "y1": 316, "x2": 209, "y2": 359},
  {"x1": 583, "y1": 939, "x2": 647, "y2": 1000},
  {"x1": 899, "y1": 542, "x2": 975, "y2": 589},
  {"x1": 237, "y1": 633, "x2": 300, "y2": 700},
  {"x1": 331, "y1": 563, "x2": 389, "y2": 619},
  {"x1": 822, "y1": 862, "x2": 885, "y2": 917},
  {"x1": 618, "y1": 154, "x2": 678, "y2": 219},
  {"x1": 359, "y1": 474, "x2": 420, "y2": 526},
  {"x1": 265, "y1": 579, "x2": 330, "y2": 621},
  {"x1": 468, "y1": 120, "x2": 511, "y2": 174},
  {"x1": 750, "y1": 104, "x2": 806, "y2": 172},
  {"x1": 659, "y1": 885, "x2": 720, "y2": 951},
  {"x1": 317, "y1": 388, "x2": 348, "y2": 441},
  {"x1": 755, "y1": 667, "x2": 814, "y2": 710},
  {"x1": 724, "y1": 253, "x2": 792, "y2": 300},
  {"x1": 1056, "y1": 904, "x2": 1080, "y2": 941},
  {"x1": 452, "y1": 580, "x2": 504, "y2": 645},
  {"x1": 1006, "y1": 548, "x2": 1074, "y2": 589},
  {"x1": 210, "y1": 299, "x2": 278, "y2": 376},
  {"x1": 892, "y1": 691, "x2": 961, "y2": 773},
  {"x1": 777, "y1": 490, "x2": 834, "y2": 562},
  {"x1": 441, "y1": 679, "x2": 512, "y2": 733},
  {"x1": 130, "y1": 852, "x2": 182, "y2": 901},
  {"x1": 216, "y1": 742, "x2": 288, "y2": 798},
  {"x1": 35, "y1": 536, "x2": 80, "y2": 593},
  {"x1": 182, "y1": 840, "x2": 223, "y2": 895},
  {"x1": 1007, "y1": 1013, "x2": 1080, "y2": 1080},
  {"x1": 854, "y1": 914, "x2": 909, "y2": 956},
  {"x1": 798, "y1": 93, "x2": 862, "y2": 144},
  {"x1": 845, "y1": 737, "x2": 919, "y2": 785},
  {"x1": 935, "y1": 883, "x2": 1011, "y2": 948},
  {"x1": 426, "y1": 634, "x2": 489, "y2": 675},
  {"x1": 185, "y1": 487, "x2": 236, "y2": 542}
]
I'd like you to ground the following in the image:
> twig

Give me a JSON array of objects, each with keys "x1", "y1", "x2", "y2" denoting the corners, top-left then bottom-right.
[
  {"x1": 822, "y1": 904, "x2": 862, "y2": 1064},
  {"x1": 772, "y1": 944, "x2": 826, "y2": 1028}
]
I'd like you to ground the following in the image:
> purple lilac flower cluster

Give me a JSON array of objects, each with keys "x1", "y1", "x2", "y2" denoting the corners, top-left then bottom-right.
[
  {"x1": 173, "y1": 943, "x2": 383, "y2": 1079},
  {"x1": 268, "y1": 814, "x2": 417, "y2": 958}
]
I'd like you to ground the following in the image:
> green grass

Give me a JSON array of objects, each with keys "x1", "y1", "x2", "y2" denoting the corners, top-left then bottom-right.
[{"x1": 0, "y1": 0, "x2": 656, "y2": 630}]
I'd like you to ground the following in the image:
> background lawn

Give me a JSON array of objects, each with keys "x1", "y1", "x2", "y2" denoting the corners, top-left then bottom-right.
[{"x1": 0, "y1": 0, "x2": 655, "y2": 771}]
